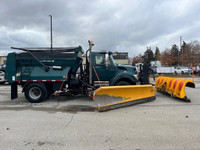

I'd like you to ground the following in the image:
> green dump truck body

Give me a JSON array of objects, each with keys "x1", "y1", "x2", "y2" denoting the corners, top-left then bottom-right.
[{"x1": 5, "y1": 46, "x2": 83, "y2": 83}]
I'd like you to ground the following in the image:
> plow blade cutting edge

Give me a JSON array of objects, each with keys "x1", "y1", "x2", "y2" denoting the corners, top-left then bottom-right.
[
  {"x1": 155, "y1": 76, "x2": 195, "y2": 102},
  {"x1": 93, "y1": 85, "x2": 155, "y2": 112}
]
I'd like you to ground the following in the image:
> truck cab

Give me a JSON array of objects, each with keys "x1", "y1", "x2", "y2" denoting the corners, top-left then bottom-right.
[{"x1": 91, "y1": 51, "x2": 138, "y2": 86}]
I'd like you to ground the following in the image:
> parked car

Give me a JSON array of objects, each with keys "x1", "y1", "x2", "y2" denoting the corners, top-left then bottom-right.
[
  {"x1": 0, "y1": 71, "x2": 6, "y2": 84},
  {"x1": 174, "y1": 66, "x2": 192, "y2": 75},
  {"x1": 192, "y1": 67, "x2": 200, "y2": 74},
  {"x1": 0, "y1": 64, "x2": 6, "y2": 71}
]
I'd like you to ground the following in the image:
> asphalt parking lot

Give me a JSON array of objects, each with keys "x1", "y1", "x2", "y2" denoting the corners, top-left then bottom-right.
[{"x1": 0, "y1": 78, "x2": 200, "y2": 150}]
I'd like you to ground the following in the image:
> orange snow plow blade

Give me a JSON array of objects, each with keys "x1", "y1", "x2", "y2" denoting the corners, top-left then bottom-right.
[
  {"x1": 93, "y1": 85, "x2": 155, "y2": 112},
  {"x1": 155, "y1": 76, "x2": 195, "y2": 102}
]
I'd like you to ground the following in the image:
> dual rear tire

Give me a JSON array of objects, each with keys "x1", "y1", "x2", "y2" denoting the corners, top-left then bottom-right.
[{"x1": 24, "y1": 83, "x2": 48, "y2": 103}]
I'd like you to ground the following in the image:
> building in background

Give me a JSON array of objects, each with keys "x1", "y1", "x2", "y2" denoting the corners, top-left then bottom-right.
[
  {"x1": 82, "y1": 51, "x2": 129, "y2": 65},
  {"x1": 0, "y1": 56, "x2": 6, "y2": 65},
  {"x1": 112, "y1": 52, "x2": 129, "y2": 65}
]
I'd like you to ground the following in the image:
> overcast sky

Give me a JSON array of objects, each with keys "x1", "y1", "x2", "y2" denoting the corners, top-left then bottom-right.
[{"x1": 0, "y1": 0, "x2": 199, "y2": 57}]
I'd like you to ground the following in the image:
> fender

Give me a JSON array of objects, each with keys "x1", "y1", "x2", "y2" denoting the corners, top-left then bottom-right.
[
  {"x1": 22, "y1": 82, "x2": 32, "y2": 93},
  {"x1": 22, "y1": 82, "x2": 45, "y2": 93},
  {"x1": 110, "y1": 72, "x2": 138, "y2": 86}
]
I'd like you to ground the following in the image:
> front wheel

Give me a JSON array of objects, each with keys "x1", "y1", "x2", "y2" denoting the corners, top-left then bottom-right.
[
  {"x1": 24, "y1": 83, "x2": 47, "y2": 103},
  {"x1": 115, "y1": 81, "x2": 131, "y2": 86}
]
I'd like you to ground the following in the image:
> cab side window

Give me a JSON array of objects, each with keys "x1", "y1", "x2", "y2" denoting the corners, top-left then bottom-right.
[{"x1": 95, "y1": 54, "x2": 105, "y2": 65}]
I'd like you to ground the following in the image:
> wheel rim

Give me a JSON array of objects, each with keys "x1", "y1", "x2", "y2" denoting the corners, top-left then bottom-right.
[{"x1": 29, "y1": 87, "x2": 42, "y2": 100}]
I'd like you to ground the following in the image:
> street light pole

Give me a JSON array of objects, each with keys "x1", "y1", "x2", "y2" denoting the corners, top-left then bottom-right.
[
  {"x1": 180, "y1": 36, "x2": 183, "y2": 65},
  {"x1": 178, "y1": 48, "x2": 179, "y2": 66},
  {"x1": 49, "y1": 15, "x2": 53, "y2": 52}
]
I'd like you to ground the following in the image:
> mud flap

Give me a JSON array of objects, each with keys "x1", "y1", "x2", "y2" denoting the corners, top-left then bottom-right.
[
  {"x1": 11, "y1": 82, "x2": 18, "y2": 100},
  {"x1": 93, "y1": 85, "x2": 155, "y2": 112},
  {"x1": 155, "y1": 76, "x2": 195, "y2": 102}
]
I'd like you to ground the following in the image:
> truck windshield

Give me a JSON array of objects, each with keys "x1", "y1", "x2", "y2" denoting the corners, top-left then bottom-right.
[{"x1": 110, "y1": 55, "x2": 116, "y2": 66}]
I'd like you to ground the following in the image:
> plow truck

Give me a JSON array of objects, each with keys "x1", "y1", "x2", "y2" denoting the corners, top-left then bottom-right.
[
  {"x1": 5, "y1": 41, "x2": 155, "y2": 111},
  {"x1": 4, "y1": 41, "x2": 195, "y2": 112}
]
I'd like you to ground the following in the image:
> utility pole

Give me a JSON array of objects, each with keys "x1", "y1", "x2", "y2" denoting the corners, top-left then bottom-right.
[
  {"x1": 180, "y1": 36, "x2": 182, "y2": 53},
  {"x1": 49, "y1": 15, "x2": 53, "y2": 52},
  {"x1": 179, "y1": 36, "x2": 182, "y2": 65}
]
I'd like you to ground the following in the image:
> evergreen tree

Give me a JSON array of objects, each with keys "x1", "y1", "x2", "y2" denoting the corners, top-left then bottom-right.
[
  {"x1": 143, "y1": 47, "x2": 154, "y2": 63},
  {"x1": 170, "y1": 44, "x2": 179, "y2": 66},
  {"x1": 154, "y1": 47, "x2": 161, "y2": 61}
]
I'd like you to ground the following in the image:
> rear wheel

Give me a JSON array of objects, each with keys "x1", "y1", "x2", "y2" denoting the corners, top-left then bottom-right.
[
  {"x1": 115, "y1": 81, "x2": 131, "y2": 86},
  {"x1": 181, "y1": 71, "x2": 184, "y2": 75},
  {"x1": 24, "y1": 83, "x2": 47, "y2": 103}
]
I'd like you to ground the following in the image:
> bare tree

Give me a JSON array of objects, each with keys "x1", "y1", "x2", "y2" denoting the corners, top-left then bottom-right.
[
  {"x1": 160, "y1": 49, "x2": 174, "y2": 66},
  {"x1": 132, "y1": 54, "x2": 143, "y2": 66}
]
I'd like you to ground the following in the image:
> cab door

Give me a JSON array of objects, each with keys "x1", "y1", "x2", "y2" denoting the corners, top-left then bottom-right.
[{"x1": 92, "y1": 53, "x2": 115, "y2": 81}]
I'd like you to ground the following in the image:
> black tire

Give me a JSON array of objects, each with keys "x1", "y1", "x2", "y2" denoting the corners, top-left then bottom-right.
[
  {"x1": 24, "y1": 83, "x2": 48, "y2": 103},
  {"x1": 0, "y1": 82, "x2": 5, "y2": 85},
  {"x1": 181, "y1": 71, "x2": 184, "y2": 75},
  {"x1": 115, "y1": 81, "x2": 131, "y2": 86},
  {"x1": 175, "y1": 71, "x2": 177, "y2": 75}
]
